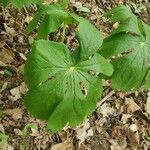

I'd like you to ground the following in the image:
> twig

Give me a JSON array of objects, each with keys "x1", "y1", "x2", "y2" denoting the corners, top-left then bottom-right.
[{"x1": 97, "y1": 90, "x2": 115, "y2": 108}]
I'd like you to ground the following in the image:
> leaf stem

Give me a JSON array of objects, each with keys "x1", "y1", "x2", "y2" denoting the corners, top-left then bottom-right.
[{"x1": 61, "y1": 23, "x2": 67, "y2": 42}]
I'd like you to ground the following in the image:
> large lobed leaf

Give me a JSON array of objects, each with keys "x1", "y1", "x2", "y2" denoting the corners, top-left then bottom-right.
[
  {"x1": 26, "y1": 4, "x2": 68, "y2": 39},
  {"x1": 25, "y1": 20, "x2": 113, "y2": 132},
  {"x1": 99, "y1": 5, "x2": 150, "y2": 91},
  {"x1": 104, "y1": 5, "x2": 134, "y2": 23}
]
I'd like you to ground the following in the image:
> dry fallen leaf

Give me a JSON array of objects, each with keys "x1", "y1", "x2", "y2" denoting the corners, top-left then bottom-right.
[
  {"x1": 0, "y1": 124, "x2": 5, "y2": 133},
  {"x1": 127, "y1": 124, "x2": 140, "y2": 149},
  {"x1": 145, "y1": 92, "x2": 150, "y2": 115},
  {"x1": 59, "y1": 132, "x2": 68, "y2": 142},
  {"x1": 0, "y1": 144, "x2": 14, "y2": 150},
  {"x1": 19, "y1": 53, "x2": 27, "y2": 61},
  {"x1": 111, "y1": 126, "x2": 122, "y2": 139},
  {"x1": 110, "y1": 136, "x2": 127, "y2": 150},
  {"x1": 121, "y1": 114, "x2": 132, "y2": 124},
  {"x1": 9, "y1": 82, "x2": 27, "y2": 101},
  {"x1": 0, "y1": 47, "x2": 14, "y2": 65},
  {"x1": 75, "y1": 119, "x2": 93, "y2": 143},
  {"x1": 51, "y1": 141, "x2": 72, "y2": 150},
  {"x1": 115, "y1": 0, "x2": 124, "y2": 4},
  {"x1": 113, "y1": 22, "x2": 119, "y2": 29},
  {"x1": 25, "y1": 16, "x2": 33, "y2": 23},
  {"x1": 0, "y1": 82, "x2": 8, "y2": 93},
  {"x1": 109, "y1": 139, "x2": 122, "y2": 150},
  {"x1": 100, "y1": 103, "x2": 116, "y2": 117},
  {"x1": 4, "y1": 23, "x2": 15, "y2": 35},
  {"x1": 4, "y1": 108, "x2": 23, "y2": 120},
  {"x1": 125, "y1": 98, "x2": 140, "y2": 114}
]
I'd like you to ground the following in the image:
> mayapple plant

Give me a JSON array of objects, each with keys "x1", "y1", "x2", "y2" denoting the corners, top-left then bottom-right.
[
  {"x1": 24, "y1": 15, "x2": 113, "y2": 132},
  {"x1": 23, "y1": 0, "x2": 113, "y2": 132},
  {"x1": 1, "y1": 0, "x2": 150, "y2": 132},
  {"x1": 99, "y1": 5, "x2": 150, "y2": 91}
]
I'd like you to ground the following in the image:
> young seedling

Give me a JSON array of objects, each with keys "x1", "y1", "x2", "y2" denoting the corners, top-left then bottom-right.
[
  {"x1": 21, "y1": 123, "x2": 38, "y2": 138},
  {"x1": 99, "y1": 5, "x2": 150, "y2": 91},
  {"x1": 19, "y1": 123, "x2": 38, "y2": 150}
]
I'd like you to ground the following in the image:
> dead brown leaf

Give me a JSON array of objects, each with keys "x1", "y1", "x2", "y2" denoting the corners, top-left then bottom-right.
[
  {"x1": 9, "y1": 82, "x2": 27, "y2": 101},
  {"x1": 0, "y1": 47, "x2": 15, "y2": 65},
  {"x1": 125, "y1": 98, "x2": 140, "y2": 114},
  {"x1": 51, "y1": 141, "x2": 72, "y2": 150},
  {"x1": 121, "y1": 114, "x2": 132, "y2": 124},
  {"x1": 145, "y1": 92, "x2": 150, "y2": 115},
  {"x1": 4, "y1": 108, "x2": 23, "y2": 120},
  {"x1": 75, "y1": 119, "x2": 93, "y2": 143},
  {"x1": 127, "y1": 124, "x2": 140, "y2": 149}
]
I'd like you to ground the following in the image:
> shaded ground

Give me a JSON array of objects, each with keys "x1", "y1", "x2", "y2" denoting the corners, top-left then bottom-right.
[{"x1": 0, "y1": 0, "x2": 150, "y2": 149}]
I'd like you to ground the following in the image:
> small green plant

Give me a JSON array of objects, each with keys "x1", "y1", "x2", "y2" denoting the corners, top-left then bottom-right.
[
  {"x1": 24, "y1": 17, "x2": 113, "y2": 132},
  {"x1": 99, "y1": 5, "x2": 150, "y2": 91},
  {"x1": 0, "y1": 0, "x2": 41, "y2": 8},
  {"x1": 0, "y1": 133, "x2": 8, "y2": 147},
  {"x1": 21, "y1": 123, "x2": 38, "y2": 137},
  {"x1": 19, "y1": 123, "x2": 38, "y2": 150}
]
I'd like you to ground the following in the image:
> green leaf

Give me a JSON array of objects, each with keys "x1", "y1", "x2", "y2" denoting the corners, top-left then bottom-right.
[
  {"x1": 105, "y1": 5, "x2": 140, "y2": 35},
  {"x1": 111, "y1": 16, "x2": 141, "y2": 35},
  {"x1": 22, "y1": 123, "x2": 38, "y2": 137},
  {"x1": 76, "y1": 20, "x2": 103, "y2": 60},
  {"x1": 58, "y1": 0, "x2": 69, "y2": 8},
  {"x1": 37, "y1": 13, "x2": 67, "y2": 39},
  {"x1": 0, "y1": 133, "x2": 8, "y2": 145},
  {"x1": 111, "y1": 47, "x2": 150, "y2": 91},
  {"x1": 99, "y1": 15, "x2": 150, "y2": 90},
  {"x1": 105, "y1": 5, "x2": 134, "y2": 23},
  {"x1": 26, "y1": 10, "x2": 42, "y2": 33},
  {"x1": 24, "y1": 39, "x2": 113, "y2": 132},
  {"x1": 70, "y1": 13, "x2": 85, "y2": 23},
  {"x1": 0, "y1": 0, "x2": 10, "y2": 7},
  {"x1": 20, "y1": 144, "x2": 25, "y2": 150},
  {"x1": 77, "y1": 53, "x2": 113, "y2": 76},
  {"x1": 15, "y1": 0, "x2": 41, "y2": 8},
  {"x1": 26, "y1": 4, "x2": 68, "y2": 39},
  {"x1": 145, "y1": 71, "x2": 150, "y2": 88},
  {"x1": 100, "y1": 33, "x2": 141, "y2": 58}
]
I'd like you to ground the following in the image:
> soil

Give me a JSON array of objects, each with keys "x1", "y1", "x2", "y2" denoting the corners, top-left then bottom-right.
[{"x1": 0, "y1": 0, "x2": 150, "y2": 150}]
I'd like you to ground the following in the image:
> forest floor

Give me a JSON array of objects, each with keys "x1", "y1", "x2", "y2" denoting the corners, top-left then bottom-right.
[{"x1": 0, "y1": 0, "x2": 150, "y2": 150}]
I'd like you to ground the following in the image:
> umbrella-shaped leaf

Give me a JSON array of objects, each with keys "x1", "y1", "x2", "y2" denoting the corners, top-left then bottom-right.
[
  {"x1": 25, "y1": 37, "x2": 112, "y2": 132},
  {"x1": 99, "y1": 5, "x2": 150, "y2": 91}
]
